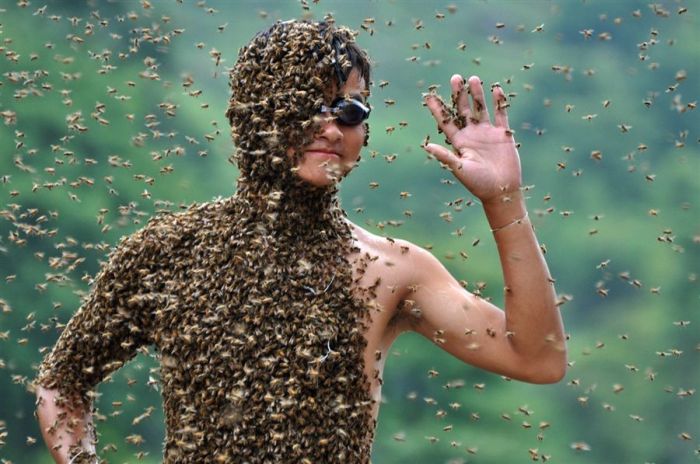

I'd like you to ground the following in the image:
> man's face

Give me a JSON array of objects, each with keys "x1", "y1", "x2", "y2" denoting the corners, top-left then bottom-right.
[{"x1": 288, "y1": 69, "x2": 367, "y2": 188}]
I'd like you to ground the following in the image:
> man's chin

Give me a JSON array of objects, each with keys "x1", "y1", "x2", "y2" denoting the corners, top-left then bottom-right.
[
  {"x1": 288, "y1": 171, "x2": 336, "y2": 190},
  {"x1": 291, "y1": 165, "x2": 352, "y2": 189},
  {"x1": 303, "y1": 175, "x2": 342, "y2": 189}
]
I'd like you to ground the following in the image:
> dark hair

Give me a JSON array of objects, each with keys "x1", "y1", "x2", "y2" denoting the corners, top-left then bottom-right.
[{"x1": 320, "y1": 22, "x2": 371, "y2": 92}]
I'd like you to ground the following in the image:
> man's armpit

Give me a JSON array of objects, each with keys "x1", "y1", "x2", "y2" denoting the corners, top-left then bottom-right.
[{"x1": 392, "y1": 298, "x2": 424, "y2": 332}]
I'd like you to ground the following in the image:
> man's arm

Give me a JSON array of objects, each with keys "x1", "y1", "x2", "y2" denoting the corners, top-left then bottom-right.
[
  {"x1": 398, "y1": 193, "x2": 566, "y2": 383},
  {"x1": 398, "y1": 74, "x2": 566, "y2": 383},
  {"x1": 34, "y1": 217, "x2": 168, "y2": 462},
  {"x1": 36, "y1": 386, "x2": 95, "y2": 464}
]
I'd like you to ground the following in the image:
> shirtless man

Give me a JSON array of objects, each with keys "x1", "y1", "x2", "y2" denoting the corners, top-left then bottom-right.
[{"x1": 35, "y1": 20, "x2": 566, "y2": 463}]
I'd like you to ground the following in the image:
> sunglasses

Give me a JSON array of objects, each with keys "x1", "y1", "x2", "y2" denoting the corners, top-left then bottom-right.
[{"x1": 318, "y1": 97, "x2": 371, "y2": 126}]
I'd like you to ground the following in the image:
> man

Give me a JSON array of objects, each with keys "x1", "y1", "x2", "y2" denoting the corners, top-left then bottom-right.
[{"x1": 35, "y1": 19, "x2": 566, "y2": 463}]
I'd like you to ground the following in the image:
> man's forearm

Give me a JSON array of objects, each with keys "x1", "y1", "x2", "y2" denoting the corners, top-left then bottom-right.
[
  {"x1": 36, "y1": 386, "x2": 96, "y2": 463},
  {"x1": 483, "y1": 189, "x2": 567, "y2": 381}
]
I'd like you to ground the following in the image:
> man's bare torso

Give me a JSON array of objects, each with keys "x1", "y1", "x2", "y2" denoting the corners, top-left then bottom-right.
[{"x1": 346, "y1": 220, "x2": 415, "y2": 424}]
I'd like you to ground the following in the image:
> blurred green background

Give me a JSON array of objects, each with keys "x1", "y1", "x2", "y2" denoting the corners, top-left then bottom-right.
[{"x1": 0, "y1": 0, "x2": 698, "y2": 462}]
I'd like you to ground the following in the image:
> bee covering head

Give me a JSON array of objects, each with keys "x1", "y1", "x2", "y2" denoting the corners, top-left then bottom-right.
[{"x1": 226, "y1": 19, "x2": 371, "y2": 189}]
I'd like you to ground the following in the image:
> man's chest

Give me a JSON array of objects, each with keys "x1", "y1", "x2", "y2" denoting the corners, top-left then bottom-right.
[{"x1": 347, "y1": 237, "x2": 409, "y2": 353}]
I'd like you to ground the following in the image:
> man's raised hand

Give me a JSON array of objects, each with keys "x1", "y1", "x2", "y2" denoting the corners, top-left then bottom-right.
[{"x1": 423, "y1": 75, "x2": 522, "y2": 204}]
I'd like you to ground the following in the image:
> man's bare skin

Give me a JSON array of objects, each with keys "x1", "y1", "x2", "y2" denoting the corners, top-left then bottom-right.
[
  {"x1": 348, "y1": 223, "x2": 409, "y2": 420},
  {"x1": 348, "y1": 200, "x2": 566, "y2": 427},
  {"x1": 344, "y1": 74, "x2": 567, "y2": 428}
]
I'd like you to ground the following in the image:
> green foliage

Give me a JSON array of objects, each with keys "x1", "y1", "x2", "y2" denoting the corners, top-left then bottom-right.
[{"x1": 0, "y1": 1, "x2": 697, "y2": 463}]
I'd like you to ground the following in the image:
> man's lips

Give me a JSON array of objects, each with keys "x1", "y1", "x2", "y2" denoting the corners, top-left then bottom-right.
[{"x1": 304, "y1": 150, "x2": 341, "y2": 160}]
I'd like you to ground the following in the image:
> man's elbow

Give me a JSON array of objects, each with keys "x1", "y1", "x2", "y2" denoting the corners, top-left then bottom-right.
[
  {"x1": 510, "y1": 347, "x2": 568, "y2": 384},
  {"x1": 528, "y1": 366, "x2": 567, "y2": 384},
  {"x1": 524, "y1": 355, "x2": 568, "y2": 384}
]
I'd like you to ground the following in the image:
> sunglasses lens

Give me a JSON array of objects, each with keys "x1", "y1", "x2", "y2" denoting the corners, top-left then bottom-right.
[
  {"x1": 323, "y1": 99, "x2": 369, "y2": 126},
  {"x1": 339, "y1": 102, "x2": 366, "y2": 125}
]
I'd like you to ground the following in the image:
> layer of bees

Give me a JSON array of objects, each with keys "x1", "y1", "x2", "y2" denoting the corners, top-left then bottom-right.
[{"x1": 35, "y1": 19, "x2": 378, "y2": 464}]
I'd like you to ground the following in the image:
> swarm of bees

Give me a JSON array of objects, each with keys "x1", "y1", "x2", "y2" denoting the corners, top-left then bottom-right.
[{"x1": 0, "y1": 1, "x2": 697, "y2": 464}]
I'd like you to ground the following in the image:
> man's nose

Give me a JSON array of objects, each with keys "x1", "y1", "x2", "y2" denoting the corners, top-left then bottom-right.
[{"x1": 317, "y1": 114, "x2": 343, "y2": 142}]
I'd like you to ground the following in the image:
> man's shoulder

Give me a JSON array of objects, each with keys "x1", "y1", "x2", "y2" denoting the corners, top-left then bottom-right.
[
  {"x1": 147, "y1": 196, "x2": 232, "y2": 229},
  {"x1": 347, "y1": 220, "x2": 432, "y2": 266},
  {"x1": 118, "y1": 196, "x2": 233, "y2": 253}
]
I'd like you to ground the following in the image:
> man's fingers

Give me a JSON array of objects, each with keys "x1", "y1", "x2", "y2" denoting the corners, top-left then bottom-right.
[
  {"x1": 467, "y1": 75, "x2": 490, "y2": 124},
  {"x1": 491, "y1": 84, "x2": 510, "y2": 129},
  {"x1": 450, "y1": 74, "x2": 471, "y2": 123},
  {"x1": 424, "y1": 95, "x2": 459, "y2": 139},
  {"x1": 424, "y1": 143, "x2": 463, "y2": 173}
]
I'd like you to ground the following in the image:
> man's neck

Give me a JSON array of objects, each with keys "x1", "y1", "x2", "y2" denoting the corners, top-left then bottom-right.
[{"x1": 232, "y1": 174, "x2": 347, "y2": 237}]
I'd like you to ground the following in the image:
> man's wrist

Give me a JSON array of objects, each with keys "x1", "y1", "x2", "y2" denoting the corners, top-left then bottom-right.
[{"x1": 482, "y1": 189, "x2": 528, "y2": 231}]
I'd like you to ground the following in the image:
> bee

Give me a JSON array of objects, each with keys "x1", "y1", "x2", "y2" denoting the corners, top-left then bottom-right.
[
  {"x1": 618, "y1": 123, "x2": 632, "y2": 132},
  {"x1": 570, "y1": 442, "x2": 591, "y2": 452}
]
